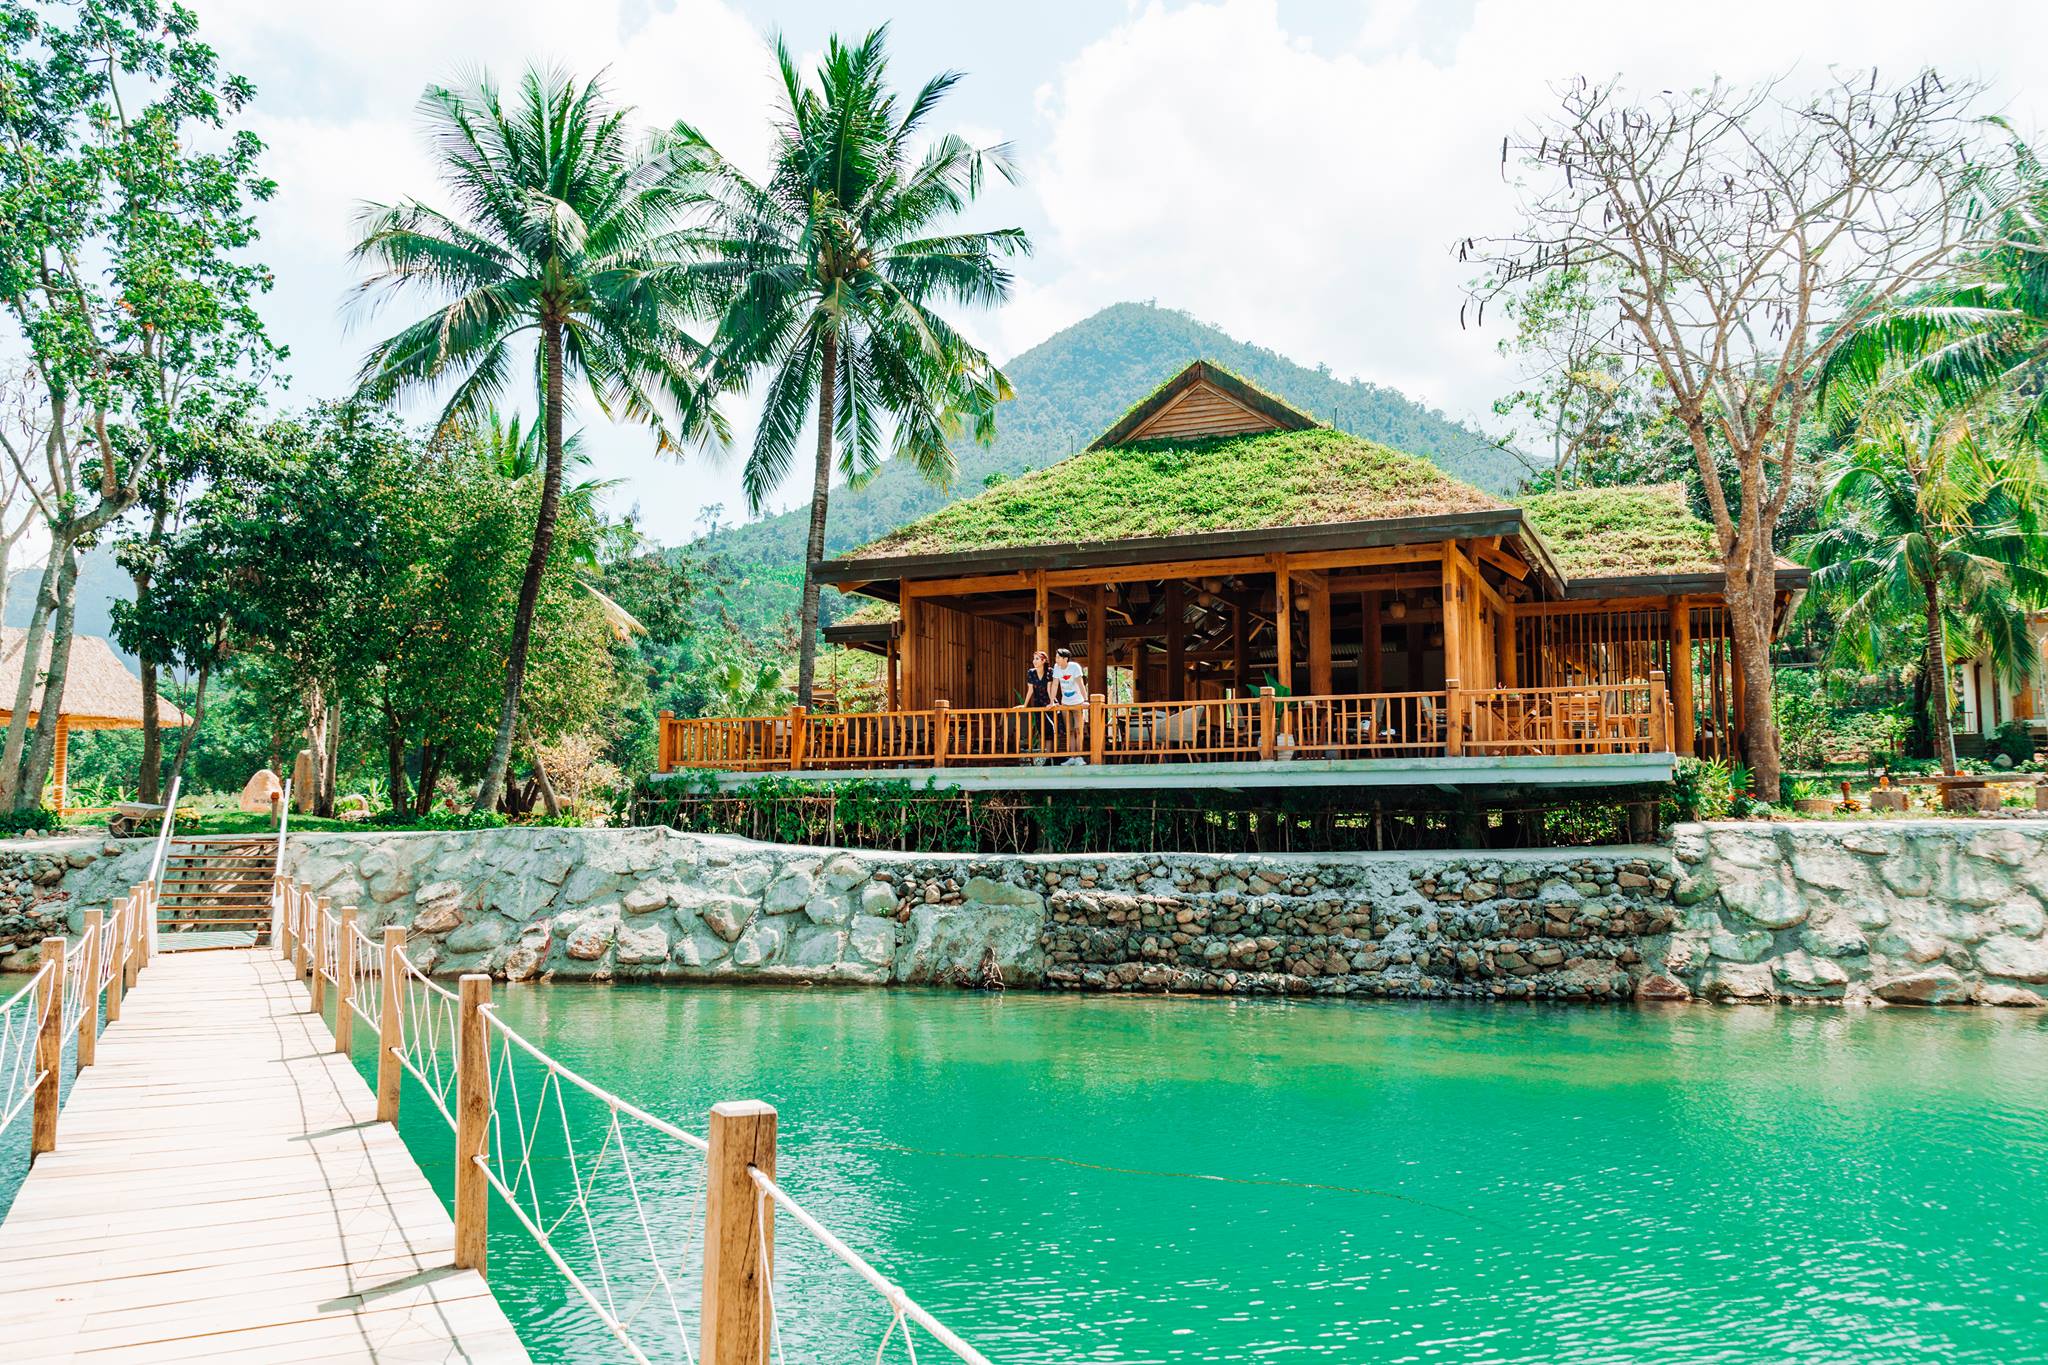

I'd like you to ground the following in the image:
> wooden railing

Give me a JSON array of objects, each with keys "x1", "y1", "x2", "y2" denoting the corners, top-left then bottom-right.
[{"x1": 661, "y1": 672, "x2": 1675, "y2": 773}]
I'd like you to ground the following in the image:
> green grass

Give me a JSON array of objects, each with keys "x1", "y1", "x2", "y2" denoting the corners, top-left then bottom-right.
[
  {"x1": 849, "y1": 427, "x2": 1504, "y2": 559},
  {"x1": 1521, "y1": 484, "x2": 1722, "y2": 577}
]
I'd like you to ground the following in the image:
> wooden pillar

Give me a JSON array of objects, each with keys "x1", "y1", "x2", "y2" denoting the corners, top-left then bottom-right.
[
  {"x1": 1165, "y1": 582, "x2": 1185, "y2": 702},
  {"x1": 1258, "y1": 687, "x2": 1277, "y2": 761},
  {"x1": 932, "y1": 700, "x2": 950, "y2": 767},
  {"x1": 786, "y1": 706, "x2": 807, "y2": 771},
  {"x1": 1500, "y1": 602, "x2": 1519, "y2": 689},
  {"x1": 1232, "y1": 602, "x2": 1247, "y2": 694},
  {"x1": 1273, "y1": 559, "x2": 1293, "y2": 694},
  {"x1": 377, "y1": 926, "x2": 405, "y2": 1122},
  {"x1": 1087, "y1": 584, "x2": 1106, "y2": 698},
  {"x1": 335, "y1": 906, "x2": 358, "y2": 1054},
  {"x1": 32, "y1": 936, "x2": 62, "y2": 1157},
  {"x1": 105, "y1": 899, "x2": 124, "y2": 1024},
  {"x1": 453, "y1": 974, "x2": 492, "y2": 1274},
  {"x1": 883, "y1": 636, "x2": 899, "y2": 711},
  {"x1": 1033, "y1": 569, "x2": 1049, "y2": 662},
  {"x1": 1088, "y1": 692, "x2": 1105, "y2": 765},
  {"x1": 1362, "y1": 591, "x2": 1382, "y2": 692},
  {"x1": 1307, "y1": 579, "x2": 1332, "y2": 697},
  {"x1": 52, "y1": 716, "x2": 69, "y2": 813},
  {"x1": 1650, "y1": 669, "x2": 1671, "y2": 752},
  {"x1": 657, "y1": 709, "x2": 676, "y2": 772},
  {"x1": 77, "y1": 909, "x2": 102, "y2": 1069},
  {"x1": 1440, "y1": 546, "x2": 1464, "y2": 695},
  {"x1": 900, "y1": 587, "x2": 921, "y2": 709},
  {"x1": 701, "y1": 1100, "x2": 778, "y2": 1365},
  {"x1": 1445, "y1": 676, "x2": 1464, "y2": 757},
  {"x1": 1671, "y1": 599, "x2": 1696, "y2": 757},
  {"x1": 309, "y1": 897, "x2": 329, "y2": 1015}
]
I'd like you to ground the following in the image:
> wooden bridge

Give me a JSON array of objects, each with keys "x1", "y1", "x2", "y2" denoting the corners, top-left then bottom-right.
[{"x1": 0, "y1": 864, "x2": 995, "y2": 1364}]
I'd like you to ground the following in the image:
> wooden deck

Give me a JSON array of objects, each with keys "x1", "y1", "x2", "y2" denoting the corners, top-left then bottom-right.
[{"x1": 0, "y1": 949, "x2": 530, "y2": 1364}]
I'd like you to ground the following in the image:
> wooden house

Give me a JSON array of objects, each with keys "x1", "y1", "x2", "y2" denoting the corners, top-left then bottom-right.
[{"x1": 662, "y1": 362, "x2": 1804, "y2": 790}]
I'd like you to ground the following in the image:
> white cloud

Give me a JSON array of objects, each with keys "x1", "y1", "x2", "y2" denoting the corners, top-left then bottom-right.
[{"x1": 1018, "y1": 0, "x2": 2048, "y2": 430}]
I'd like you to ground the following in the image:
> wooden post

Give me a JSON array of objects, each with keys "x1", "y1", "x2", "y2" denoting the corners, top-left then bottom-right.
[
  {"x1": 1258, "y1": 686, "x2": 1277, "y2": 761},
  {"x1": 377, "y1": 926, "x2": 405, "y2": 1123},
  {"x1": 1231, "y1": 602, "x2": 1247, "y2": 693},
  {"x1": 884, "y1": 637, "x2": 899, "y2": 711},
  {"x1": 786, "y1": 706, "x2": 808, "y2": 772},
  {"x1": 51, "y1": 716, "x2": 69, "y2": 815},
  {"x1": 105, "y1": 899, "x2": 124, "y2": 1025},
  {"x1": 658, "y1": 709, "x2": 677, "y2": 772},
  {"x1": 1440, "y1": 548, "x2": 1465, "y2": 693},
  {"x1": 335, "y1": 906, "x2": 358, "y2": 1054},
  {"x1": 1671, "y1": 602, "x2": 1696, "y2": 758},
  {"x1": 1445, "y1": 676, "x2": 1464, "y2": 757},
  {"x1": 932, "y1": 700, "x2": 951, "y2": 768},
  {"x1": 1500, "y1": 602, "x2": 1519, "y2": 689},
  {"x1": 453, "y1": 974, "x2": 492, "y2": 1274},
  {"x1": 126, "y1": 883, "x2": 147, "y2": 986},
  {"x1": 1165, "y1": 582, "x2": 1186, "y2": 702},
  {"x1": 1362, "y1": 591, "x2": 1382, "y2": 692},
  {"x1": 291, "y1": 886, "x2": 309, "y2": 980},
  {"x1": 77, "y1": 909, "x2": 102, "y2": 1070},
  {"x1": 1305, "y1": 576, "x2": 1332, "y2": 698},
  {"x1": 1088, "y1": 692, "x2": 1106, "y2": 765},
  {"x1": 1032, "y1": 570, "x2": 1049, "y2": 662},
  {"x1": 32, "y1": 936, "x2": 62, "y2": 1157},
  {"x1": 1087, "y1": 585, "x2": 1106, "y2": 703},
  {"x1": 1649, "y1": 670, "x2": 1671, "y2": 752},
  {"x1": 309, "y1": 898, "x2": 328, "y2": 1015},
  {"x1": 1273, "y1": 560, "x2": 1293, "y2": 694},
  {"x1": 699, "y1": 1100, "x2": 778, "y2": 1365}
]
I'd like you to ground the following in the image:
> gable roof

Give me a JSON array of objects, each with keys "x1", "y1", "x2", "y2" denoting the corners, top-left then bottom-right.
[
  {"x1": 0, "y1": 629, "x2": 191, "y2": 729},
  {"x1": 840, "y1": 425, "x2": 1509, "y2": 564},
  {"x1": 1088, "y1": 360, "x2": 1321, "y2": 450}
]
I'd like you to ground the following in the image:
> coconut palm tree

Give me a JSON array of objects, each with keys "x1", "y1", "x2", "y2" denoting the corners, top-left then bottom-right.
[
  {"x1": 1800, "y1": 387, "x2": 2048, "y2": 773},
  {"x1": 1830, "y1": 130, "x2": 2048, "y2": 443},
  {"x1": 686, "y1": 26, "x2": 1029, "y2": 705},
  {"x1": 352, "y1": 67, "x2": 722, "y2": 811}
]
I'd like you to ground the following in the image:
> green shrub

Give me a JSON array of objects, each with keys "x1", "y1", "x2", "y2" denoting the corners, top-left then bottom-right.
[
  {"x1": 1988, "y1": 720, "x2": 2037, "y2": 767},
  {"x1": 407, "y1": 809, "x2": 509, "y2": 832},
  {"x1": 1663, "y1": 757, "x2": 1734, "y2": 823},
  {"x1": 0, "y1": 806, "x2": 60, "y2": 837}
]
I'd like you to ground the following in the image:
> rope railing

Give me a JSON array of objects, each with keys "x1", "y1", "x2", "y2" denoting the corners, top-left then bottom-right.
[
  {"x1": 274, "y1": 876, "x2": 993, "y2": 1364},
  {"x1": 2, "y1": 882, "x2": 156, "y2": 1159}
]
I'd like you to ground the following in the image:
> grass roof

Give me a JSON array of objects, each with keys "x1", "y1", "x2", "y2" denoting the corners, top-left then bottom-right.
[
  {"x1": 1520, "y1": 484, "x2": 1722, "y2": 577},
  {"x1": 847, "y1": 427, "x2": 1506, "y2": 560}
]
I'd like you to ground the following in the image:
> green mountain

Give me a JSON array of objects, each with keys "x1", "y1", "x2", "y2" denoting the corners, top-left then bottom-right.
[{"x1": 691, "y1": 303, "x2": 1518, "y2": 622}]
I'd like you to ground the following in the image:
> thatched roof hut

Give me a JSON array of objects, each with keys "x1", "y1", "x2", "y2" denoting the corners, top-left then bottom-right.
[{"x1": 0, "y1": 628, "x2": 190, "y2": 808}]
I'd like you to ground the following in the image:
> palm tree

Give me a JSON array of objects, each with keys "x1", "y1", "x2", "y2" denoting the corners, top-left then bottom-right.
[
  {"x1": 1830, "y1": 130, "x2": 2048, "y2": 443},
  {"x1": 352, "y1": 67, "x2": 722, "y2": 811},
  {"x1": 1800, "y1": 387, "x2": 2048, "y2": 773},
  {"x1": 687, "y1": 26, "x2": 1030, "y2": 705}
]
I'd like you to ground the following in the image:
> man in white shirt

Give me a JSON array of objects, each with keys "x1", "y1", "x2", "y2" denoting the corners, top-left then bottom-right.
[{"x1": 1052, "y1": 647, "x2": 1088, "y2": 763}]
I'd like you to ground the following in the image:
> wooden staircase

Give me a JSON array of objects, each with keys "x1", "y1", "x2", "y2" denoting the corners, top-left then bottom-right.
[{"x1": 157, "y1": 835, "x2": 278, "y2": 949}]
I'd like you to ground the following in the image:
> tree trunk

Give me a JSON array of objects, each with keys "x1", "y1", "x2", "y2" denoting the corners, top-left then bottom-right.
[
  {"x1": 796, "y1": 329, "x2": 839, "y2": 708},
  {"x1": 518, "y1": 717, "x2": 561, "y2": 817},
  {"x1": 1924, "y1": 579, "x2": 1958, "y2": 775},
  {"x1": 383, "y1": 709, "x2": 410, "y2": 816},
  {"x1": 320, "y1": 698, "x2": 341, "y2": 816},
  {"x1": 303, "y1": 683, "x2": 326, "y2": 813},
  {"x1": 137, "y1": 660, "x2": 162, "y2": 803},
  {"x1": 0, "y1": 551, "x2": 60, "y2": 807},
  {"x1": 415, "y1": 744, "x2": 443, "y2": 818},
  {"x1": 165, "y1": 660, "x2": 213, "y2": 793},
  {"x1": 474, "y1": 316, "x2": 567, "y2": 811},
  {"x1": 18, "y1": 546, "x2": 79, "y2": 810}
]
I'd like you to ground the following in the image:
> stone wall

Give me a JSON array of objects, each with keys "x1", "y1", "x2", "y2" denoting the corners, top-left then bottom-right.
[
  {"x1": 11, "y1": 819, "x2": 2048, "y2": 1007},
  {"x1": 1667, "y1": 819, "x2": 2048, "y2": 1006}
]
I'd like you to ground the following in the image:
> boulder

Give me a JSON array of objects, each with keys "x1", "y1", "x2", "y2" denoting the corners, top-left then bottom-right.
[
  {"x1": 413, "y1": 903, "x2": 464, "y2": 935},
  {"x1": 1718, "y1": 873, "x2": 1808, "y2": 930},
  {"x1": 564, "y1": 917, "x2": 616, "y2": 961},
  {"x1": 622, "y1": 886, "x2": 669, "y2": 915},
  {"x1": 238, "y1": 768, "x2": 283, "y2": 815},
  {"x1": 787, "y1": 926, "x2": 846, "y2": 970},
  {"x1": 615, "y1": 921, "x2": 670, "y2": 966},
  {"x1": 1700, "y1": 962, "x2": 1773, "y2": 1003},
  {"x1": 762, "y1": 868, "x2": 815, "y2": 915},
  {"x1": 1772, "y1": 950, "x2": 1849, "y2": 996},
  {"x1": 445, "y1": 915, "x2": 514, "y2": 955},
  {"x1": 1873, "y1": 967, "x2": 1974, "y2": 1005},
  {"x1": 1634, "y1": 973, "x2": 1692, "y2": 1003},
  {"x1": 732, "y1": 920, "x2": 784, "y2": 968},
  {"x1": 895, "y1": 903, "x2": 1044, "y2": 985},
  {"x1": 1975, "y1": 935, "x2": 2048, "y2": 983},
  {"x1": 848, "y1": 915, "x2": 897, "y2": 969},
  {"x1": 1979, "y1": 982, "x2": 2046, "y2": 1007}
]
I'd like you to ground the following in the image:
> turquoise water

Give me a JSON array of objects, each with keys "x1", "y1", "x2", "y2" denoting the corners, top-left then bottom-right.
[{"x1": 368, "y1": 986, "x2": 2048, "y2": 1364}]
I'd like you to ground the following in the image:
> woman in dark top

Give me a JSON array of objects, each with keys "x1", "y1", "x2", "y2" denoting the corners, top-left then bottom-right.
[{"x1": 1024, "y1": 651, "x2": 1055, "y2": 758}]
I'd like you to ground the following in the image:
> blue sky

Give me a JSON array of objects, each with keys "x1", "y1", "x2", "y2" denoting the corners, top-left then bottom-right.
[{"x1": 193, "y1": 0, "x2": 2045, "y2": 544}]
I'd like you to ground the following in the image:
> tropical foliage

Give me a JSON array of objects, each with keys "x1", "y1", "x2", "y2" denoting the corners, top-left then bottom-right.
[
  {"x1": 350, "y1": 66, "x2": 722, "y2": 810},
  {"x1": 685, "y1": 25, "x2": 1028, "y2": 703}
]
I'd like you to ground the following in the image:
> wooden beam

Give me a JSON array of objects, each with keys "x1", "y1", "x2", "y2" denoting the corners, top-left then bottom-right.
[
  {"x1": 1307, "y1": 578, "x2": 1332, "y2": 696},
  {"x1": 1362, "y1": 591, "x2": 1381, "y2": 691},
  {"x1": 1440, "y1": 546, "x2": 1464, "y2": 692},
  {"x1": 1282, "y1": 544, "x2": 1443, "y2": 573},
  {"x1": 1033, "y1": 570, "x2": 1049, "y2": 661},
  {"x1": 1232, "y1": 602, "x2": 1247, "y2": 693},
  {"x1": 1165, "y1": 582, "x2": 1185, "y2": 702},
  {"x1": 1473, "y1": 541, "x2": 1530, "y2": 581},
  {"x1": 1086, "y1": 584, "x2": 1106, "y2": 697}
]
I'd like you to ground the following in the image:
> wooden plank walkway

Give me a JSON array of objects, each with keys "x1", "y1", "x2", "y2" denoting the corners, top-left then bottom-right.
[{"x1": 0, "y1": 949, "x2": 530, "y2": 1363}]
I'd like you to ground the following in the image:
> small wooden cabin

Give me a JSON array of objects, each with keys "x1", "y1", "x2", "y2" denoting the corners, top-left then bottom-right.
[{"x1": 665, "y1": 362, "x2": 1804, "y2": 785}]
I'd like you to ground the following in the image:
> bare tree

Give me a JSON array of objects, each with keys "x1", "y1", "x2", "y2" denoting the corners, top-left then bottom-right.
[{"x1": 1468, "y1": 70, "x2": 1985, "y2": 800}]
